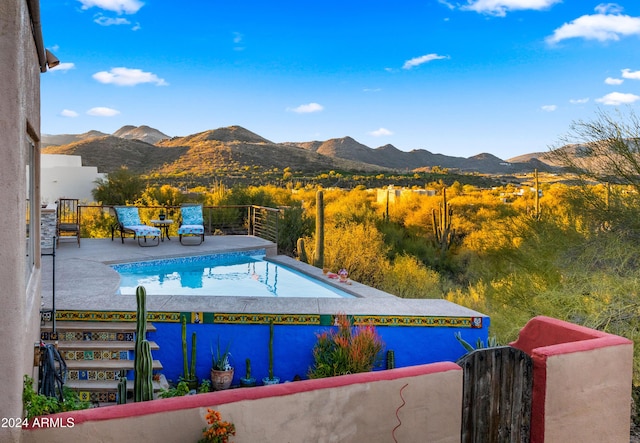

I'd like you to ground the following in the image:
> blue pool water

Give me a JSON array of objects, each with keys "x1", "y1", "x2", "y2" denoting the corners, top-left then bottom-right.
[{"x1": 111, "y1": 250, "x2": 354, "y2": 298}]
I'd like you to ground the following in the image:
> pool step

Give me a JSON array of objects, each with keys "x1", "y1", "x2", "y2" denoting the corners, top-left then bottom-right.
[{"x1": 40, "y1": 320, "x2": 165, "y2": 404}]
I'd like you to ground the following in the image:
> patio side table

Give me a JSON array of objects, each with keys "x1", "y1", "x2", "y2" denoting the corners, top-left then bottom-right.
[{"x1": 150, "y1": 219, "x2": 174, "y2": 241}]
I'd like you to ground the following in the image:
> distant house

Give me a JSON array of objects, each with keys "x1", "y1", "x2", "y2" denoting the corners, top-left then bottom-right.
[
  {"x1": 0, "y1": 1, "x2": 53, "y2": 440},
  {"x1": 41, "y1": 154, "x2": 106, "y2": 203}
]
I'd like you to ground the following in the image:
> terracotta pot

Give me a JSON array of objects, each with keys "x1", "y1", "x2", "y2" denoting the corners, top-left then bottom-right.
[{"x1": 210, "y1": 368, "x2": 234, "y2": 390}]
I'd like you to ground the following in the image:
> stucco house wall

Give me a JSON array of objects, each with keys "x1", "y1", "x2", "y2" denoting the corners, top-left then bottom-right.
[
  {"x1": 511, "y1": 316, "x2": 633, "y2": 443},
  {"x1": 41, "y1": 154, "x2": 105, "y2": 203},
  {"x1": 0, "y1": 1, "x2": 46, "y2": 442},
  {"x1": 22, "y1": 363, "x2": 463, "y2": 443}
]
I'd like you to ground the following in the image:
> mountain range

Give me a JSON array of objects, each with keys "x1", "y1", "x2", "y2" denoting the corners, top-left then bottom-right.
[{"x1": 42, "y1": 125, "x2": 558, "y2": 176}]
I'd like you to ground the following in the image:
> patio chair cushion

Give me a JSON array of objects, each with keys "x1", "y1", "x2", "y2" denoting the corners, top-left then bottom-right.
[
  {"x1": 129, "y1": 225, "x2": 162, "y2": 237},
  {"x1": 180, "y1": 205, "x2": 203, "y2": 225},
  {"x1": 178, "y1": 224, "x2": 205, "y2": 235},
  {"x1": 115, "y1": 206, "x2": 141, "y2": 226},
  {"x1": 115, "y1": 207, "x2": 161, "y2": 237}
]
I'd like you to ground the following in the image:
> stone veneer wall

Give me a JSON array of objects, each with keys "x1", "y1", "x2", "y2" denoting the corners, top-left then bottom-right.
[{"x1": 40, "y1": 203, "x2": 56, "y2": 250}]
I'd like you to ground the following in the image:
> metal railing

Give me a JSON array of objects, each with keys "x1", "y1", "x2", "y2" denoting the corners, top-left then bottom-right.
[{"x1": 77, "y1": 204, "x2": 281, "y2": 244}]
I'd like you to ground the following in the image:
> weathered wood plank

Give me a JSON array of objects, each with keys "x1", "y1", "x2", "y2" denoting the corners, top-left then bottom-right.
[{"x1": 458, "y1": 346, "x2": 533, "y2": 443}]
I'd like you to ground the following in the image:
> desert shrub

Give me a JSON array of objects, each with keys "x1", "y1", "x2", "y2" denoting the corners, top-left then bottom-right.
[
  {"x1": 318, "y1": 221, "x2": 390, "y2": 287},
  {"x1": 382, "y1": 254, "x2": 442, "y2": 299},
  {"x1": 79, "y1": 205, "x2": 116, "y2": 239}
]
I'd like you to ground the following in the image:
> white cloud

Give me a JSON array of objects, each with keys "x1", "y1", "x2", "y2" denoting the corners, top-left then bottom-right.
[
  {"x1": 595, "y1": 3, "x2": 624, "y2": 15},
  {"x1": 288, "y1": 103, "x2": 324, "y2": 114},
  {"x1": 363, "y1": 88, "x2": 382, "y2": 92},
  {"x1": 94, "y1": 16, "x2": 130, "y2": 26},
  {"x1": 77, "y1": 0, "x2": 144, "y2": 14},
  {"x1": 92, "y1": 67, "x2": 168, "y2": 86},
  {"x1": 370, "y1": 128, "x2": 393, "y2": 136},
  {"x1": 402, "y1": 53, "x2": 449, "y2": 70},
  {"x1": 569, "y1": 98, "x2": 589, "y2": 104},
  {"x1": 49, "y1": 62, "x2": 75, "y2": 72},
  {"x1": 595, "y1": 92, "x2": 640, "y2": 105},
  {"x1": 462, "y1": 0, "x2": 561, "y2": 17},
  {"x1": 605, "y1": 77, "x2": 623, "y2": 85},
  {"x1": 546, "y1": 5, "x2": 640, "y2": 44},
  {"x1": 87, "y1": 107, "x2": 120, "y2": 117},
  {"x1": 60, "y1": 109, "x2": 79, "y2": 118},
  {"x1": 622, "y1": 68, "x2": 640, "y2": 80},
  {"x1": 541, "y1": 105, "x2": 557, "y2": 112}
]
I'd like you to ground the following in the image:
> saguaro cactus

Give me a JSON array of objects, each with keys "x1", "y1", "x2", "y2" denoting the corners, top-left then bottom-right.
[
  {"x1": 432, "y1": 188, "x2": 455, "y2": 253},
  {"x1": 313, "y1": 190, "x2": 325, "y2": 268},
  {"x1": 134, "y1": 286, "x2": 153, "y2": 402},
  {"x1": 296, "y1": 238, "x2": 308, "y2": 263},
  {"x1": 533, "y1": 168, "x2": 541, "y2": 220}
]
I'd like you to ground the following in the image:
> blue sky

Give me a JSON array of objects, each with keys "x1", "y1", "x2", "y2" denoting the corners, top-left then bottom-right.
[{"x1": 41, "y1": 1, "x2": 640, "y2": 160}]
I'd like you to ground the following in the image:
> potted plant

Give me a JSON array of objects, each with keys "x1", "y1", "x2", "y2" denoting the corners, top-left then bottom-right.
[
  {"x1": 239, "y1": 358, "x2": 256, "y2": 387},
  {"x1": 210, "y1": 337, "x2": 233, "y2": 390},
  {"x1": 262, "y1": 319, "x2": 280, "y2": 385}
]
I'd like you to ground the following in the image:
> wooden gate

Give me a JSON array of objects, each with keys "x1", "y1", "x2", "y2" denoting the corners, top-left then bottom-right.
[{"x1": 457, "y1": 346, "x2": 533, "y2": 443}]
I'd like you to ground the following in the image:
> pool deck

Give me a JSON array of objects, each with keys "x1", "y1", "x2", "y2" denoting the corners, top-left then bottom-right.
[{"x1": 41, "y1": 236, "x2": 486, "y2": 319}]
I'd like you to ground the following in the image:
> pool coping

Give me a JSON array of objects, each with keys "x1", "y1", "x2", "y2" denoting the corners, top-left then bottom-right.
[{"x1": 42, "y1": 237, "x2": 488, "y2": 327}]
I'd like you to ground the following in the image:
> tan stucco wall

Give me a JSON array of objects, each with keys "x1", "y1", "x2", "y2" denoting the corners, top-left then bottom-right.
[
  {"x1": 543, "y1": 343, "x2": 633, "y2": 443},
  {"x1": 23, "y1": 364, "x2": 462, "y2": 443},
  {"x1": 0, "y1": 1, "x2": 43, "y2": 442}
]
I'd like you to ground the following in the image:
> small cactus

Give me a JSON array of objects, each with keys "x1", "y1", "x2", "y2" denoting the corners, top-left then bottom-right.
[
  {"x1": 297, "y1": 238, "x2": 308, "y2": 263},
  {"x1": 117, "y1": 370, "x2": 127, "y2": 404},
  {"x1": 181, "y1": 315, "x2": 197, "y2": 384}
]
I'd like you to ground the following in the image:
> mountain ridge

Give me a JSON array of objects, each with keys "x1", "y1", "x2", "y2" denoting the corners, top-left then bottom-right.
[{"x1": 42, "y1": 124, "x2": 557, "y2": 175}]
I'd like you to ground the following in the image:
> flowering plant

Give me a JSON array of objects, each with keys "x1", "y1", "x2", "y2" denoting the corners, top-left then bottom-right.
[
  {"x1": 308, "y1": 313, "x2": 383, "y2": 379},
  {"x1": 198, "y1": 408, "x2": 236, "y2": 443}
]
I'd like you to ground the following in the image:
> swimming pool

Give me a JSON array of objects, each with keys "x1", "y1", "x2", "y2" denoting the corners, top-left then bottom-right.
[{"x1": 111, "y1": 250, "x2": 355, "y2": 298}]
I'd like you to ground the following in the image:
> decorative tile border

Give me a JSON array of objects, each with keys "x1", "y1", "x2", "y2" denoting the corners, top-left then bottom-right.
[
  {"x1": 77, "y1": 390, "x2": 118, "y2": 403},
  {"x1": 55, "y1": 310, "x2": 182, "y2": 322},
  {"x1": 212, "y1": 313, "x2": 321, "y2": 325},
  {"x1": 53, "y1": 310, "x2": 482, "y2": 328}
]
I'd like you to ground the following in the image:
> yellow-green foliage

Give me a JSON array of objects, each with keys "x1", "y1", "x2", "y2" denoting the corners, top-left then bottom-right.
[
  {"x1": 382, "y1": 254, "x2": 442, "y2": 299},
  {"x1": 311, "y1": 221, "x2": 390, "y2": 287}
]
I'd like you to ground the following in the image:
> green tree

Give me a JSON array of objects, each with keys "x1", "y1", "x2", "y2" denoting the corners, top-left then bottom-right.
[{"x1": 92, "y1": 166, "x2": 145, "y2": 205}]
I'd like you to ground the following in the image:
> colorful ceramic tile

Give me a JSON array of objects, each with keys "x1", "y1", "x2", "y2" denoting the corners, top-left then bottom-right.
[
  {"x1": 83, "y1": 351, "x2": 94, "y2": 360},
  {"x1": 79, "y1": 391, "x2": 90, "y2": 402}
]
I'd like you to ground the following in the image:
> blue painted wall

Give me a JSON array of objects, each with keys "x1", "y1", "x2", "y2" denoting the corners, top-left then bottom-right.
[{"x1": 145, "y1": 319, "x2": 490, "y2": 386}]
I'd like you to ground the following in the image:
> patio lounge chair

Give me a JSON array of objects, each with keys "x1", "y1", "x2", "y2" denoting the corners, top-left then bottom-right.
[
  {"x1": 56, "y1": 198, "x2": 80, "y2": 247},
  {"x1": 112, "y1": 206, "x2": 161, "y2": 247},
  {"x1": 178, "y1": 204, "x2": 205, "y2": 245}
]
